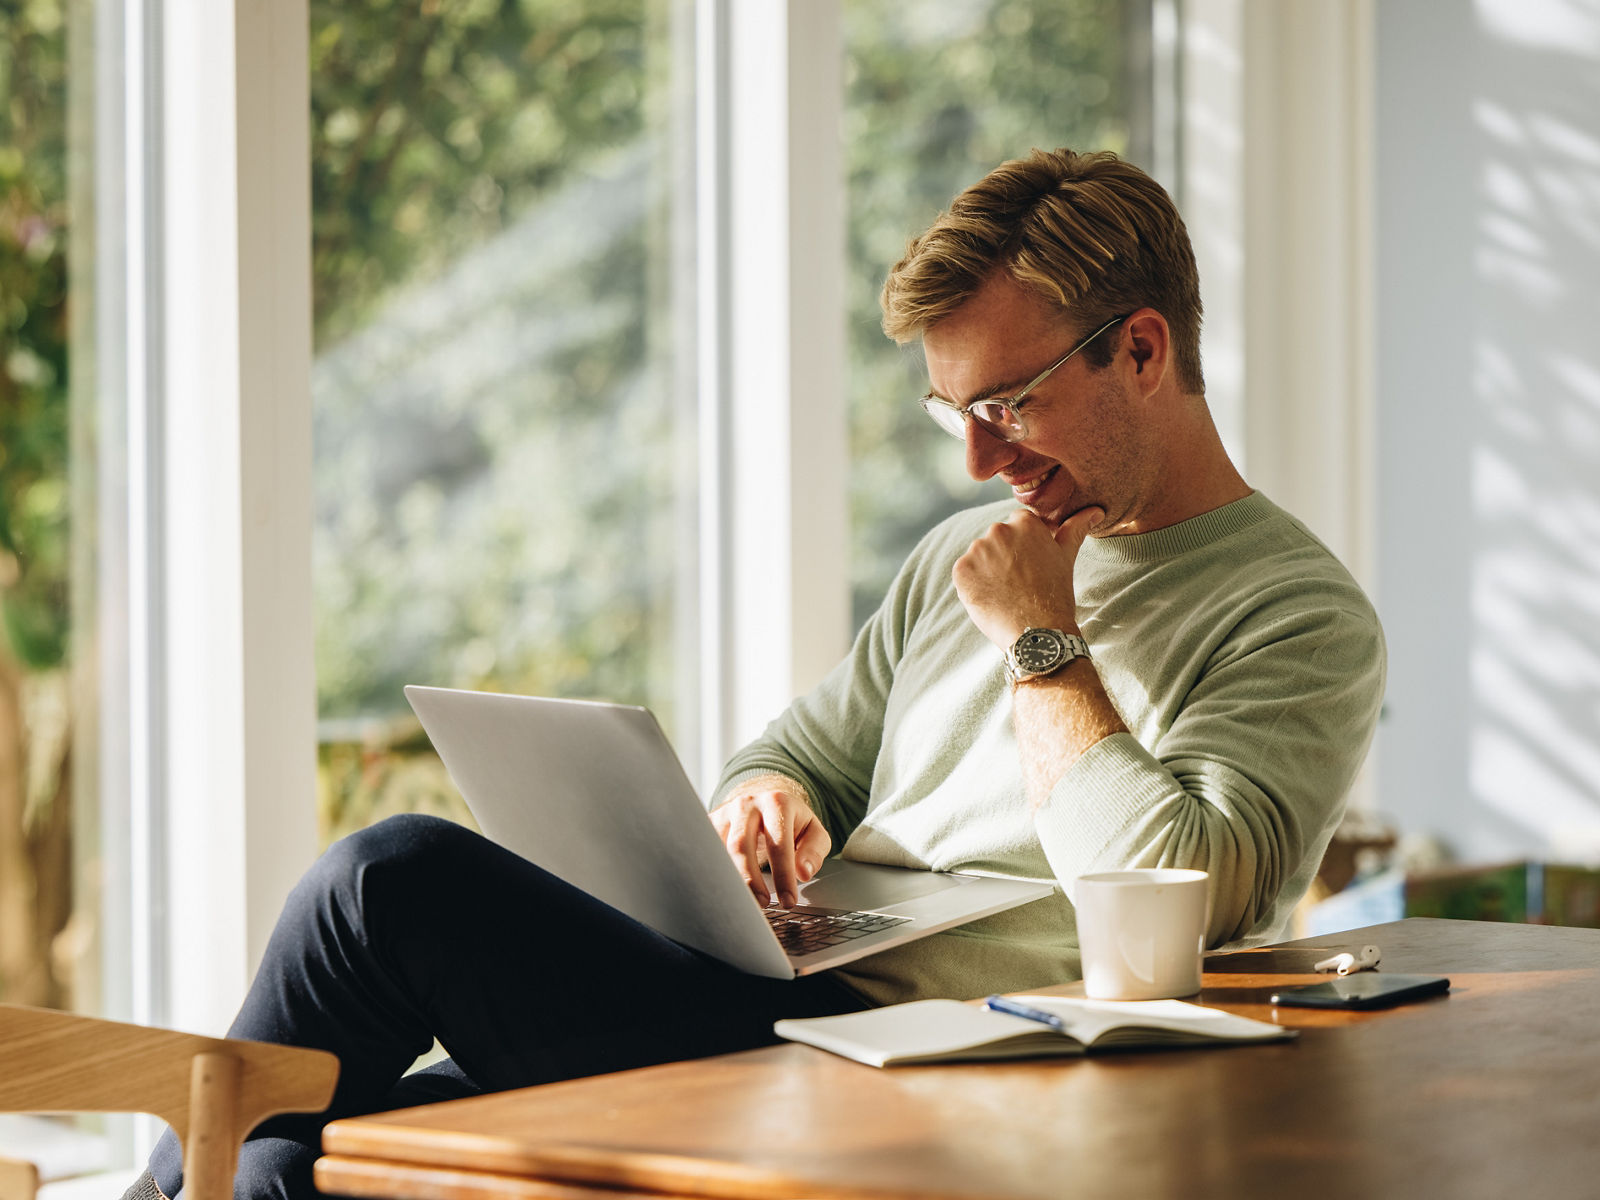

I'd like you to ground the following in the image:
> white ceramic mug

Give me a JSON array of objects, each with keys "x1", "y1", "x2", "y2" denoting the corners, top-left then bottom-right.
[{"x1": 1074, "y1": 869, "x2": 1211, "y2": 1000}]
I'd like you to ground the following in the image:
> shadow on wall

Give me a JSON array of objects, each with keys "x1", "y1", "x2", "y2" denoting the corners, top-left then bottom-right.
[
  {"x1": 1378, "y1": 0, "x2": 1600, "y2": 864},
  {"x1": 1468, "y1": 0, "x2": 1600, "y2": 859}
]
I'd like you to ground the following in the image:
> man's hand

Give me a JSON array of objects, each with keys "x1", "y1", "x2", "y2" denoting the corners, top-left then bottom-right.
[
  {"x1": 709, "y1": 775, "x2": 831, "y2": 909},
  {"x1": 952, "y1": 505, "x2": 1104, "y2": 647}
]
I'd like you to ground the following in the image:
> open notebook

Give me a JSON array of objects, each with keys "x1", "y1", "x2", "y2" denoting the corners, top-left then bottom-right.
[{"x1": 775, "y1": 995, "x2": 1295, "y2": 1066}]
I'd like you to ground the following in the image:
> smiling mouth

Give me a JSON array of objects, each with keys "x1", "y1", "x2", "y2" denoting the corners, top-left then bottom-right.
[{"x1": 1008, "y1": 466, "x2": 1057, "y2": 497}]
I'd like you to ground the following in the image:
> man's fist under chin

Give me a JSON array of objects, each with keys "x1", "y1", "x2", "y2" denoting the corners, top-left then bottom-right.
[{"x1": 951, "y1": 506, "x2": 1103, "y2": 649}]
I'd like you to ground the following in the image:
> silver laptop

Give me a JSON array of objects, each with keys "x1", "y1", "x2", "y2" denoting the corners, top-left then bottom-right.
[{"x1": 404, "y1": 686, "x2": 1055, "y2": 979}]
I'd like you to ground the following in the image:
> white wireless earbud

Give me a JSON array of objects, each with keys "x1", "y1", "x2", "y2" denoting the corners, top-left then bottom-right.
[{"x1": 1314, "y1": 944, "x2": 1382, "y2": 975}]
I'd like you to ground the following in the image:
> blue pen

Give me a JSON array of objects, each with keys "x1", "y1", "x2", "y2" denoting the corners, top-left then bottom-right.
[{"x1": 984, "y1": 994, "x2": 1068, "y2": 1032}]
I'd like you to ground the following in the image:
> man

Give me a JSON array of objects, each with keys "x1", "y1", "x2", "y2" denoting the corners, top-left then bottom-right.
[
  {"x1": 128, "y1": 149, "x2": 1383, "y2": 1200},
  {"x1": 709, "y1": 147, "x2": 1383, "y2": 1006}
]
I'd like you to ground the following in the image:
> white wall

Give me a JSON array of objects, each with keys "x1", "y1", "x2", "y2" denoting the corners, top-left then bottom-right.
[{"x1": 1376, "y1": 0, "x2": 1600, "y2": 860}]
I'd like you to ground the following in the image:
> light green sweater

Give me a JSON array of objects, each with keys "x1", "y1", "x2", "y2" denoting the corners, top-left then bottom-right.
[{"x1": 715, "y1": 492, "x2": 1386, "y2": 1005}]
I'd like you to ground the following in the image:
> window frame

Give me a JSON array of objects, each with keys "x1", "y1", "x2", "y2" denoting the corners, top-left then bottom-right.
[
  {"x1": 101, "y1": 0, "x2": 318, "y2": 1038},
  {"x1": 698, "y1": 0, "x2": 851, "y2": 784}
]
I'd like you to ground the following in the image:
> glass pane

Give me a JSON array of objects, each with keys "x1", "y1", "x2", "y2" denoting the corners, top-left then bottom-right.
[
  {"x1": 0, "y1": 0, "x2": 118, "y2": 1177},
  {"x1": 310, "y1": 1, "x2": 694, "y2": 844},
  {"x1": 844, "y1": 0, "x2": 1140, "y2": 626},
  {"x1": 0, "y1": 0, "x2": 80, "y2": 1013}
]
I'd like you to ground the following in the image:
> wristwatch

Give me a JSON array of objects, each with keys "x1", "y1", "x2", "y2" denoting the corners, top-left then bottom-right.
[{"x1": 1004, "y1": 627, "x2": 1091, "y2": 684}]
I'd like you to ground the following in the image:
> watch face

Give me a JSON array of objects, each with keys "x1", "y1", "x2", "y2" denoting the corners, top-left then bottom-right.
[{"x1": 1013, "y1": 629, "x2": 1066, "y2": 673}]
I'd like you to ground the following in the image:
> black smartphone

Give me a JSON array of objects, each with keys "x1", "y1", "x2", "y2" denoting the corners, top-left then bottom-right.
[{"x1": 1270, "y1": 973, "x2": 1450, "y2": 1010}]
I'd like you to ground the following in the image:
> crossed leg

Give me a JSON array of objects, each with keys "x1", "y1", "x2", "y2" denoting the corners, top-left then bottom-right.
[{"x1": 144, "y1": 813, "x2": 868, "y2": 1199}]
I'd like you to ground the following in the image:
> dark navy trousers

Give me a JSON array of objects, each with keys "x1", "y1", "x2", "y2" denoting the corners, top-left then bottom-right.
[{"x1": 148, "y1": 813, "x2": 870, "y2": 1199}]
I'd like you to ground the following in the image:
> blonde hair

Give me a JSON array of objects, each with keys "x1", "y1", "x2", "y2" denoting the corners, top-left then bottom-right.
[{"x1": 881, "y1": 148, "x2": 1205, "y2": 394}]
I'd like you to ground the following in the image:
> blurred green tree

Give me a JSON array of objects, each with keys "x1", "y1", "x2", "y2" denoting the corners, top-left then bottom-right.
[
  {"x1": 310, "y1": 0, "x2": 661, "y2": 349},
  {"x1": 0, "y1": 0, "x2": 74, "y2": 1009}
]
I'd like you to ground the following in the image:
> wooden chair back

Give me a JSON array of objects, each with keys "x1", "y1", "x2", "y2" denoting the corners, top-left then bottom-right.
[{"x1": 0, "y1": 1004, "x2": 338, "y2": 1200}]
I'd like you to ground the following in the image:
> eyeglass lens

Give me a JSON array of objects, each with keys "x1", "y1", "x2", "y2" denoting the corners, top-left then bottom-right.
[
  {"x1": 921, "y1": 397, "x2": 1026, "y2": 442},
  {"x1": 966, "y1": 400, "x2": 1025, "y2": 440}
]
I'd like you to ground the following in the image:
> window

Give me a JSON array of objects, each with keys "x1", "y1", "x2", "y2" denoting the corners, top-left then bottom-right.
[
  {"x1": 309, "y1": 1, "x2": 696, "y2": 841},
  {"x1": 22, "y1": 0, "x2": 1165, "y2": 1079}
]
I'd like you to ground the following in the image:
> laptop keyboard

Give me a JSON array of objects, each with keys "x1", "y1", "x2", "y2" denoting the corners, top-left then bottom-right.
[{"x1": 763, "y1": 903, "x2": 911, "y2": 957}]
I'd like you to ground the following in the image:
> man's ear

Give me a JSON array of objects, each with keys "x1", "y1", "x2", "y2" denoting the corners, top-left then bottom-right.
[{"x1": 1123, "y1": 309, "x2": 1170, "y2": 396}]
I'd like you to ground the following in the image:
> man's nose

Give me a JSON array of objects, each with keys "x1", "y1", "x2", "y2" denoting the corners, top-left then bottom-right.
[{"x1": 964, "y1": 421, "x2": 1019, "y2": 482}]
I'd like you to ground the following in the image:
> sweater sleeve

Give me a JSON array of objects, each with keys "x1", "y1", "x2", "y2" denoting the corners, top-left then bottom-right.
[
  {"x1": 710, "y1": 523, "x2": 938, "y2": 850},
  {"x1": 1033, "y1": 581, "x2": 1387, "y2": 947}
]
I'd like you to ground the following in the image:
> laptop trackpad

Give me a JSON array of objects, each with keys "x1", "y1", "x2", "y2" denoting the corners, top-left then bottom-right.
[{"x1": 793, "y1": 859, "x2": 964, "y2": 910}]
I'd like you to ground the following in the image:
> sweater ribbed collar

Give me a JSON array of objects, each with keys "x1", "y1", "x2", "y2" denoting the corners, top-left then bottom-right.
[{"x1": 1081, "y1": 491, "x2": 1274, "y2": 565}]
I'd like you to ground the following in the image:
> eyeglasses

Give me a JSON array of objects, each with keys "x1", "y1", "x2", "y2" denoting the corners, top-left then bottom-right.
[{"x1": 918, "y1": 313, "x2": 1131, "y2": 443}]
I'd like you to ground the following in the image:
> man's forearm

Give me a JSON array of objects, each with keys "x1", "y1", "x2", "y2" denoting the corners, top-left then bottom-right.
[{"x1": 1012, "y1": 659, "x2": 1127, "y2": 810}]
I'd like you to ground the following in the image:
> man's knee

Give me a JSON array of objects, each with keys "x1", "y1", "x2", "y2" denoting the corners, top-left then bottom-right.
[
  {"x1": 328, "y1": 812, "x2": 473, "y2": 873},
  {"x1": 291, "y1": 813, "x2": 475, "y2": 928}
]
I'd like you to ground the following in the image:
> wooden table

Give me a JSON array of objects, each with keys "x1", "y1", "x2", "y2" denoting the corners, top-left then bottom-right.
[{"x1": 315, "y1": 918, "x2": 1600, "y2": 1200}]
